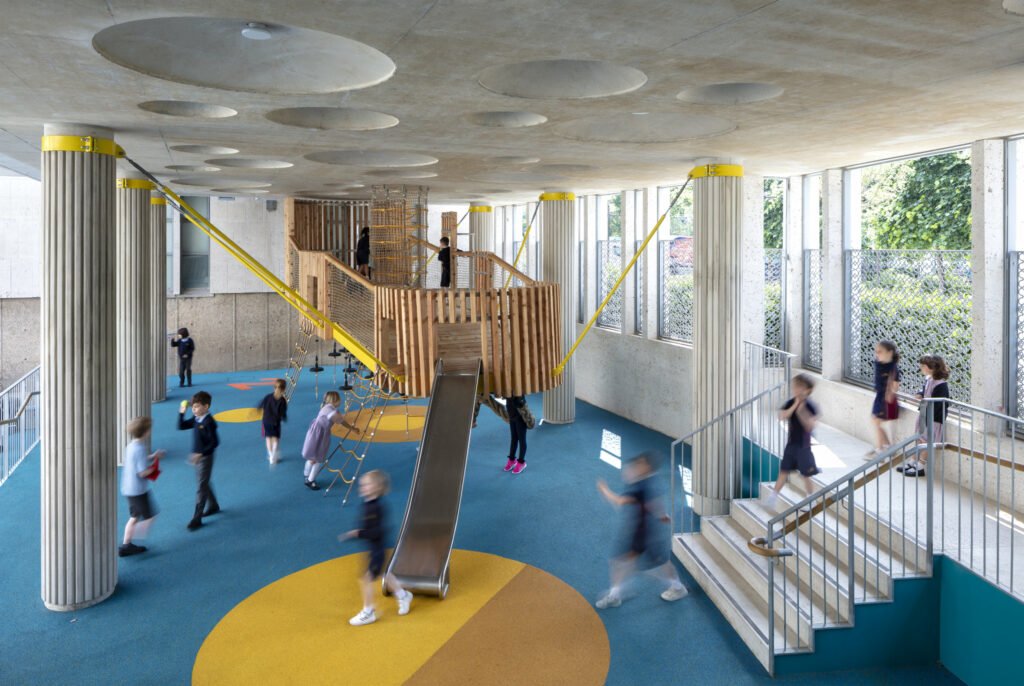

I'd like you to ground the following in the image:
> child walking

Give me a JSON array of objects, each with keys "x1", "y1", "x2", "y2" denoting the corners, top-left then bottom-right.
[
  {"x1": 170, "y1": 327, "x2": 195, "y2": 388},
  {"x1": 340, "y1": 470, "x2": 413, "y2": 626},
  {"x1": 504, "y1": 395, "x2": 529, "y2": 474},
  {"x1": 301, "y1": 391, "x2": 360, "y2": 490},
  {"x1": 866, "y1": 339, "x2": 901, "y2": 459},
  {"x1": 258, "y1": 379, "x2": 288, "y2": 464},
  {"x1": 900, "y1": 354, "x2": 950, "y2": 478},
  {"x1": 119, "y1": 417, "x2": 165, "y2": 557},
  {"x1": 766, "y1": 374, "x2": 821, "y2": 508},
  {"x1": 178, "y1": 390, "x2": 220, "y2": 531},
  {"x1": 595, "y1": 452, "x2": 688, "y2": 609}
]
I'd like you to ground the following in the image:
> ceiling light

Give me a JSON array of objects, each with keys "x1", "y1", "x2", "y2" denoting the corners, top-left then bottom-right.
[
  {"x1": 632, "y1": 112, "x2": 649, "y2": 115},
  {"x1": 241, "y1": 22, "x2": 272, "y2": 40}
]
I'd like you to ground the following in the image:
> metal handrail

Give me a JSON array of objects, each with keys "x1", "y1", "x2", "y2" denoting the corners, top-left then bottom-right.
[{"x1": 0, "y1": 390, "x2": 40, "y2": 426}]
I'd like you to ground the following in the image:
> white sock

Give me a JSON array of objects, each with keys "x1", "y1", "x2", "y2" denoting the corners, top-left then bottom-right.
[
  {"x1": 303, "y1": 461, "x2": 312, "y2": 479},
  {"x1": 308, "y1": 463, "x2": 323, "y2": 481},
  {"x1": 608, "y1": 586, "x2": 621, "y2": 598}
]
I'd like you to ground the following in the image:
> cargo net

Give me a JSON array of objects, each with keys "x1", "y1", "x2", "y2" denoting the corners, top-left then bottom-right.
[
  {"x1": 327, "y1": 260, "x2": 376, "y2": 356},
  {"x1": 288, "y1": 241, "x2": 300, "y2": 291},
  {"x1": 370, "y1": 185, "x2": 428, "y2": 287}
]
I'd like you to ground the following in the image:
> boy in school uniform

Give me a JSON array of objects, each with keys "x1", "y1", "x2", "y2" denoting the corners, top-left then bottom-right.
[
  {"x1": 178, "y1": 390, "x2": 220, "y2": 531},
  {"x1": 170, "y1": 327, "x2": 195, "y2": 388},
  {"x1": 766, "y1": 374, "x2": 821, "y2": 508},
  {"x1": 120, "y1": 417, "x2": 165, "y2": 557},
  {"x1": 438, "y1": 237, "x2": 452, "y2": 288}
]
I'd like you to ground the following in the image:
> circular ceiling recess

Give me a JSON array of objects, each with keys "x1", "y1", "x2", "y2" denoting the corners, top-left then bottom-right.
[
  {"x1": 305, "y1": 150, "x2": 438, "y2": 167},
  {"x1": 675, "y1": 82, "x2": 784, "y2": 105},
  {"x1": 473, "y1": 171, "x2": 566, "y2": 185},
  {"x1": 265, "y1": 106, "x2": 399, "y2": 130},
  {"x1": 467, "y1": 111, "x2": 548, "y2": 128},
  {"x1": 93, "y1": 17, "x2": 396, "y2": 94},
  {"x1": 171, "y1": 177, "x2": 271, "y2": 188},
  {"x1": 166, "y1": 164, "x2": 221, "y2": 172},
  {"x1": 212, "y1": 188, "x2": 270, "y2": 194},
  {"x1": 366, "y1": 170, "x2": 437, "y2": 179},
  {"x1": 323, "y1": 182, "x2": 365, "y2": 189},
  {"x1": 488, "y1": 156, "x2": 540, "y2": 165},
  {"x1": 534, "y1": 163, "x2": 593, "y2": 174},
  {"x1": 554, "y1": 112, "x2": 736, "y2": 144},
  {"x1": 477, "y1": 59, "x2": 647, "y2": 99},
  {"x1": 205, "y1": 157, "x2": 293, "y2": 169},
  {"x1": 138, "y1": 100, "x2": 237, "y2": 118},
  {"x1": 171, "y1": 144, "x2": 239, "y2": 155}
]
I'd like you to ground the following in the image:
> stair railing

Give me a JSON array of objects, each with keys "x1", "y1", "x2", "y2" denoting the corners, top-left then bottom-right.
[{"x1": 0, "y1": 365, "x2": 41, "y2": 487}]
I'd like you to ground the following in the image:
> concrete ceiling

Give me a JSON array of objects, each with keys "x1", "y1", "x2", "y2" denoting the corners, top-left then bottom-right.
[{"x1": 0, "y1": 1, "x2": 1023, "y2": 202}]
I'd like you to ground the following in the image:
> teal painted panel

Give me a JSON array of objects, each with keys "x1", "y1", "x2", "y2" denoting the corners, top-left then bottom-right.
[
  {"x1": 939, "y1": 556, "x2": 1024, "y2": 686},
  {"x1": 740, "y1": 438, "x2": 779, "y2": 499},
  {"x1": 774, "y1": 573, "x2": 941, "y2": 675}
]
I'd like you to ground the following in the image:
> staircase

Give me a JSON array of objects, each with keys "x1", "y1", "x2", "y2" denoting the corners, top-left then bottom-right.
[{"x1": 673, "y1": 444, "x2": 930, "y2": 673}]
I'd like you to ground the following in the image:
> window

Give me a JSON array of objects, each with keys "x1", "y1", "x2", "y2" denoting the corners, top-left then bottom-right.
[
  {"x1": 179, "y1": 195, "x2": 210, "y2": 292},
  {"x1": 1009, "y1": 138, "x2": 1024, "y2": 418},
  {"x1": 595, "y1": 193, "x2": 622, "y2": 329},
  {"x1": 803, "y1": 174, "x2": 823, "y2": 370},
  {"x1": 845, "y1": 150, "x2": 972, "y2": 403},
  {"x1": 166, "y1": 208, "x2": 174, "y2": 295},
  {"x1": 656, "y1": 184, "x2": 694, "y2": 342},
  {"x1": 763, "y1": 178, "x2": 786, "y2": 350}
]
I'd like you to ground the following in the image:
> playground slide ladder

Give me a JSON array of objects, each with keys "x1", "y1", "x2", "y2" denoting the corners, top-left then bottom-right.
[{"x1": 283, "y1": 319, "x2": 315, "y2": 403}]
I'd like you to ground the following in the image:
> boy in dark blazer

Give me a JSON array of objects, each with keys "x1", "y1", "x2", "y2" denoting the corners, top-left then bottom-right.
[
  {"x1": 170, "y1": 327, "x2": 195, "y2": 387},
  {"x1": 178, "y1": 390, "x2": 220, "y2": 530}
]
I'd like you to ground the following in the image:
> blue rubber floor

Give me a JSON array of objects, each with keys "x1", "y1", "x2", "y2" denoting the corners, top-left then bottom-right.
[{"x1": 0, "y1": 369, "x2": 963, "y2": 685}]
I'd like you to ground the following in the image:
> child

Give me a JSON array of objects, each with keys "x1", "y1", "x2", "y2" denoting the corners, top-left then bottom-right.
[
  {"x1": 766, "y1": 374, "x2": 821, "y2": 508},
  {"x1": 866, "y1": 340, "x2": 901, "y2": 459},
  {"x1": 258, "y1": 379, "x2": 288, "y2": 464},
  {"x1": 119, "y1": 417, "x2": 165, "y2": 557},
  {"x1": 356, "y1": 227, "x2": 371, "y2": 279},
  {"x1": 339, "y1": 469, "x2": 413, "y2": 625},
  {"x1": 178, "y1": 390, "x2": 220, "y2": 530},
  {"x1": 170, "y1": 327, "x2": 195, "y2": 388},
  {"x1": 504, "y1": 395, "x2": 528, "y2": 474},
  {"x1": 301, "y1": 390, "x2": 361, "y2": 490},
  {"x1": 900, "y1": 354, "x2": 950, "y2": 478},
  {"x1": 595, "y1": 452, "x2": 688, "y2": 609},
  {"x1": 438, "y1": 236, "x2": 452, "y2": 288}
]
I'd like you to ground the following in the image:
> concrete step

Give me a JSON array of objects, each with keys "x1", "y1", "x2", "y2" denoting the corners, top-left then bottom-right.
[
  {"x1": 673, "y1": 533, "x2": 810, "y2": 673},
  {"x1": 702, "y1": 516, "x2": 833, "y2": 634}
]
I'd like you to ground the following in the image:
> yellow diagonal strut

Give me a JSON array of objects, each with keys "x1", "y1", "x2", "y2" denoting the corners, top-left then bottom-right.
[
  {"x1": 552, "y1": 164, "x2": 742, "y2": 377},
  {"x1": 113, "y1": 149, "x2": 402, "y2": 383}
]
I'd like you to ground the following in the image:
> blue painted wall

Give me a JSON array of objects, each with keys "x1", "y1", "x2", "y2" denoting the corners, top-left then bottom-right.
[{"x1": 938, "y1": 556, "x2": 1024, "y2": 686}]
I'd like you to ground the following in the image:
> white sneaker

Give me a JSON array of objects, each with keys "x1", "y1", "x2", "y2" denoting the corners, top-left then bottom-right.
[
  {"x1": 595, "y1": 591, "x2": 621, "y2": 609},
  {"x1": 397, "y1": 590, "x2": 412, "y2": 616},
  {"x1": 661, "y1": 584, "x2": 688, "y2": 601},
  {"x1": 349, "y1": 608, "x2": 376, "y2": 626},
  {"x1": 863, "y1": 449, "x2": 879, "y2": 461}
]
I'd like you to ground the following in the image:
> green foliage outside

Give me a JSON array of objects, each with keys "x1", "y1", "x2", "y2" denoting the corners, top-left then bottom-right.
[
  {"x1": 662, "y1": 185, "x2": 694, "y2": 237},
  {"x1": 662, "y1": 269, "x2": 694, "y2": 341},
  {"x1": 598, "y1": 254, "x2": 623, "y2": 328},
  {"x1": 764, "y1": 178, "x2": 785, "y2": 250},
  {"x1": 861, "y1": 151, "x2": 972, "y2": 250},
  {"x1": 605, "y1": 194, "x2": 622, "y2": 238}
]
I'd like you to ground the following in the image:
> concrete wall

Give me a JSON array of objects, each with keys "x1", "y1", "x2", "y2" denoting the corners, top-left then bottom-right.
[
  {"x1": 207, "y1": 196, "x2": 283, "y2": 295},
  {"x1": 0, "y1": 176, "x2": 41, "y2": 298},
  {"x1": 0, "y1": 297, "x2": 39, "y2": 387},
  {"x1": 572, "y1": 325, "x2": 692, "y2": 438}
]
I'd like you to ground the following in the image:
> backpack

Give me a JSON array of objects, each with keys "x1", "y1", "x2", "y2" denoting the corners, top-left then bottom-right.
[{"x1": 519, "y1": 400, "x2": 536, "y2": 430}]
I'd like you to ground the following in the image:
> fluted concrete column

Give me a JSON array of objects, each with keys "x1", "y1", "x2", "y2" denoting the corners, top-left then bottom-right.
[
  {"x1": 541, "y1": 192, "x2": 576, "y2": 423},
  {"x1": 116, "y1": 172, "x2": 153, "y2": 459},
  {"x1": 469, "y1": 204, "x2": 494, "y2": 253},
  {"x1": 692, "y1": 165, "x2": 744, "y2": 516},
  {"x1": 150, "y1": 193, "x2": 167, "y2": 401},
  {"x1": 41, "y1": 124, "x2": 118, "y2": 610}
]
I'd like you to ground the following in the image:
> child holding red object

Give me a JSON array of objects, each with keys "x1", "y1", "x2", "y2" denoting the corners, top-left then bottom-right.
[{"x1": 119, "y1": 416, "x2": 165, "y2": 557}]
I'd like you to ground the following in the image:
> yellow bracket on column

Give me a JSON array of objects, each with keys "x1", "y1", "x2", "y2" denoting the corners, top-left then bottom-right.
[
  {"x1": 688, "y1": 164, "x2": 744, "y2": 179},
  {"x1": 41, "y1": 135, "x2": 125, "y2": 157},
  {"x1": 151, "y1": 197, "x2": 167, "y2": 206},
  {"x1": 116, "y1": 178, "x2": 156, "y2": 191},
  {"x1": 468, "y1": 206, "x2": 492, "y2": 213}
]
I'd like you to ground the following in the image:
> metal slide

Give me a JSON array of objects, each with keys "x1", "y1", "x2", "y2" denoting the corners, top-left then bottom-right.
[{"x1": 385, "y1": 359, "x2": 480, "y2": 598}]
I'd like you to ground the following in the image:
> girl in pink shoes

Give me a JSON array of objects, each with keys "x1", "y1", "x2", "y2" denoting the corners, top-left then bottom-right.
[{"x1": 900, "y1": 355, "x2": 950, "y2": 478}]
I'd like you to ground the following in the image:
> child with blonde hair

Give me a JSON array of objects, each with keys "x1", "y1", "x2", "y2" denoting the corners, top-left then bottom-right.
[
  {"x1": 340, "y1": 469, "x2": 413, "y2": 625},
  {"x1": 301, "y1": 390, "x2": 360, "y2": 490},
  {"x1": 119, "y1": 417, "x2": 165, "y2": 556}
]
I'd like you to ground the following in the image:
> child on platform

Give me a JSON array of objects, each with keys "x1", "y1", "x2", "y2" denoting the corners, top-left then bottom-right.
[
  {"x1": 178, "y1": 390, "x2": 220, "y2": 530},
  {"x1": 766, "y1": 374, "x2": 821, "y2": 508},
  {"x1": 866, "y1": 339, "x2": 901, "y2": 459},
  {"x1": 119, "y1": 417, "x2": 165, "y2": 557},
  {"x1": 301, "y1": 390, "x2": 360, "y2": 490},
  {"x1": 900, "y1": 354, "x2": 950, "y2": 478},
  {"x1": 438, "y1": 236, "x2": 452, "y2": 288},
  {"x1": 595, "y1": 452, "x2": 688, "y2": 609},
  {"x1": 356, "y1": 227, "x2": 371, "y2": 279},
  {"x1": 340, "y1": 469, "x2": 413, "y2": 626},
  {"x1": 258, "y1": 379, "x2": 288, "y2": 464}
]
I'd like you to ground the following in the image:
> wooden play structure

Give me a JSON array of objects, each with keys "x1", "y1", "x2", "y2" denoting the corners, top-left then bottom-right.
[{"x1": 285, "y1": 194, "x2": 562, "y2": 399}]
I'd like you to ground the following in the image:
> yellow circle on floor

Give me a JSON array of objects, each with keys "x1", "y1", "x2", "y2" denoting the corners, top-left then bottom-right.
[
  {"x1": 333, "y1": 405, "x2": 427, "y2": 443},
  {"x1": 213, "y1": 407, "x2": 262, "y2": 423},
  {"x1": 192, "y1": 550, "x2": 608, "y2": 686}
]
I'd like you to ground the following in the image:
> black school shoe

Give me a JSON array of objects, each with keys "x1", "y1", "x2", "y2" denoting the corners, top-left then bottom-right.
[
  {"x1": 305, "y1": 480, "x2": 320, "y2": 491},
  {"x1": 903, "y1": 464, "x2": 926, "y2": 477},
  {"x1": 203, "y1": 505, "x2": 221, "y2": 516},
  {"x1": 187, "y1": 518, "x2": 203, "y2": 531},
  {"x1": 118, "y1": 543, "x2": 146, "y2": 557}
]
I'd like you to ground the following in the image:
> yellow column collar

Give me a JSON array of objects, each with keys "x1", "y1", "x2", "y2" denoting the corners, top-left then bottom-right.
[
  {"x1": 468, "y1": 206, "x2": 492, "y2": 213},
  {"x1": 41, "y1": 135, "x2": 124, "y2": 157},
  {"x1": 150, "y1": 197, "x2": 167, "y2": 205},
  {"x1": 539, "y1": 192, "x2": 575, "y2": 201},
  {"x1": 117, "y1": 178, "x2": 156, "y2": 191},
  {"x1": 688, "y1": 164, "x2": 744, "y2": 179}
]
